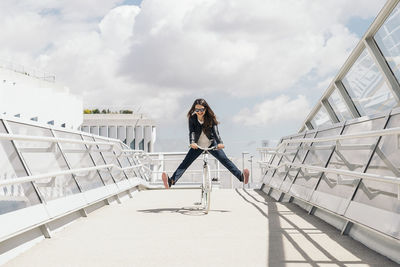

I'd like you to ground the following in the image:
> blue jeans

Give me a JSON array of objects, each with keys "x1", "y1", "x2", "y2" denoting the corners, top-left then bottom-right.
[{"x1": 170, "y1": 144, "x2": 243, "y2": 183}]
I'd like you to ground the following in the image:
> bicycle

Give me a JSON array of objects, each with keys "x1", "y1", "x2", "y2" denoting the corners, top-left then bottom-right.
[{"x1": 196, "y1": 145, "x2": 217, "y2": 214}]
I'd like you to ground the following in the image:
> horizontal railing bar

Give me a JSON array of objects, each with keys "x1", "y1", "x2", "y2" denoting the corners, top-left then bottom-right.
[
  {"x1": 147, "y1": 158, "x2": 192, "y2": 162},
  {"x1": 302, "y1": 145, "x2": 335, "y2": 150},
  {"x1": 120, "y1": 149, "x2": 146, "y2": 154},
  {"x1": 149, "y1": 157, "x2": 234, "y2": 162},
  {"x1": 151, "y1": 170, "x2": 230, "y2": 174},
  {"x1": 0, "y1": 165, "x2": 112, "y2": 186},
  {"x1": 148, "y1": 152, "x2": 188, "y2": 156},
  {"x1": 258, "y1": 127, "x2": 400, "y2": 151},
  {"x1": 0, "y1": 133, "x2": 149, "y2": 158},
  {"x1": 148, "y1": 158, "x2": 230, "y2": 162},
  {"x1": 0, "y1": 133, "x2": 114, "y2": 147},
  {"x1": 0, "y1": 163, "x2": 145, "y2": 187},
  {"x1": 17, "y1": 147, "x2": 116, "y2": 154},
  {"x1": 62, "y1": 148, "x2": 112, "y2": 153},
  {"x1": 18, "y1": 147, "x2": 57, "y2": 153},
  {"x1": 262, "y1": 151, "x2": 297, "y2": 155},
  {"x1": 257, "y1": 146, "x2": 300, "y2": 151},
  {"x1": 264, "y1": 143, "x2": 375, "y2": 154},
  {"x1": 121, "y1": 164, "x2": 143, "y2": 171},
  {"x1": 293, "y1": 127, "x2": 400, "y2": 144},
  {"x1": 258, "y1": 161, "x2": 400, "y2": 185}
]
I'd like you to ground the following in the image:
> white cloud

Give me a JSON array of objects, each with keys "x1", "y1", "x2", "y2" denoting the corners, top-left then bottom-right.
[
  {"x1": 0, "y1": 0, "x2": 125, "y2": 21},
  {"x1": 99, "y1": 5, "x2": 140, "y2": 49},
  {"x1": 119, "y1": 0, "x2": 386, "y2": 99},
  {"x1": 0, "y1": 0, "x2": 386, "y2": 122},
  {"x1": 233, "y1": 95, "x2": 311, "y2": 126}
]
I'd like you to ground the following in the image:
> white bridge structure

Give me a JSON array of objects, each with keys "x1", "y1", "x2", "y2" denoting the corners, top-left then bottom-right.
[
  {"x1": 1, "y1": 0, "x2": 400, "y2": 266},
  {"x1": 0, "y1": 111, "x2": 399, "y2": 266}
]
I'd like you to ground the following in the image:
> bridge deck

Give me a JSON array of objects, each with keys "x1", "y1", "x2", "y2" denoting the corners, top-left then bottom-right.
[{"x1": 3, "y1": 189, "x2": 397, "y2": 267}]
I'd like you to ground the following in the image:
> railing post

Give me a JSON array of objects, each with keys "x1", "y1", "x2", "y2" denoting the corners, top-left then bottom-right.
[
  {"x1": 158, "y1": 153, "x2": 164, "y2": 182},
  {"x1": 217, "y1": 160, "x2": 220, "y2": 182},
  {"x1": 249, "y1": 155, "x2": 253, "y2": 188}
]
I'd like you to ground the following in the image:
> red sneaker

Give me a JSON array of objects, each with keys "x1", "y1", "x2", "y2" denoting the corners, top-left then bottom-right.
[
  {"x1": 242, "y1": 169, "x2": 249, "y2": 184},
  {"x1": 162, "y1": 172, "x2": 169, "y2": 189}
]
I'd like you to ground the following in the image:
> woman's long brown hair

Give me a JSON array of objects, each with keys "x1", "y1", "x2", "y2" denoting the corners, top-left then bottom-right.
[{"x1": 187, "y1": 99, "x2": 219, "y2": 132}]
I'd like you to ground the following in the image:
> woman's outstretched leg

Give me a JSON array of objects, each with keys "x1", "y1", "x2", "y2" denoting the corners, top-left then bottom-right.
[
  {"x1": 162, "y1": 148, "x2": 203, "y2": 188},
  {"x1": 209, "y1": 149, "x2": 249, "y2": 184}
]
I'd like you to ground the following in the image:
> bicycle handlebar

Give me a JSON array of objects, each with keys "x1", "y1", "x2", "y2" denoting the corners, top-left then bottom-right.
[{"x1": 190, "y1": 145, "x2": 218, "y2": 151}]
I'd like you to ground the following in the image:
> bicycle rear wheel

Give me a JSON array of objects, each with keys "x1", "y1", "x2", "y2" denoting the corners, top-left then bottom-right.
[{"x1": 204, "y1": 190, "x2": 211, "y2": 214}]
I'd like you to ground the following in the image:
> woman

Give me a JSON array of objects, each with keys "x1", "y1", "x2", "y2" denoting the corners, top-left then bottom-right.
[{"x1": 162, "y1": 98, "x2": 249, "y2": 188}]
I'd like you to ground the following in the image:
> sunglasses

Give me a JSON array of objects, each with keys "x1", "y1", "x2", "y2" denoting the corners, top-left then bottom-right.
[{"x1": 195, "y1": 108, "x2": 205, "y2": 113}]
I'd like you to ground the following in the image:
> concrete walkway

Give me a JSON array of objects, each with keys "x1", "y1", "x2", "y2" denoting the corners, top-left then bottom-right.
[{"x1": 3, "y1": 189, "x2": 398, "y2": 267}]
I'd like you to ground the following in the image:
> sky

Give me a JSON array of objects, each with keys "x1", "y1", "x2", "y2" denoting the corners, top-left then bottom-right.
[{"x1": 0, "y1": 0, "x2": 387, "y2": 157}]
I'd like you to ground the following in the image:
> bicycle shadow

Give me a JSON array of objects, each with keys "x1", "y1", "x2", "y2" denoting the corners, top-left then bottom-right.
[{"x1": 137, "y1": 206, "x2": 231, "y2": 216}]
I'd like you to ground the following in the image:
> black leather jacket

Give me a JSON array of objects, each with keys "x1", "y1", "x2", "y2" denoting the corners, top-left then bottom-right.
[{"x1": 189, "y1": 115, "x2": 223, "y2": 145}]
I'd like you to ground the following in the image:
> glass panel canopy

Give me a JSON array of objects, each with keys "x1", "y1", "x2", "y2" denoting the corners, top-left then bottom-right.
[
  {"x1": 374, "y1": 3, "x2": 400, "y2": 84},
  {"x1": 327, "y1": 89, "x2": 353, "y2": 121},
  {"x1": 342, "y1": 49, "x2": 397, "y2": 116},
  {"x1": 310, "y1": 105, "x2": 332, "y2": 129}
]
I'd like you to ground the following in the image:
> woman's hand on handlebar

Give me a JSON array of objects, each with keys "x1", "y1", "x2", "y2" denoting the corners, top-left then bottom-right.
[
  {"x1": 190, "y1": 143, "x2": 199, "y2": 149},
  {"x1": 217, "y1": 144, "x2": 225, "y2": 150}
]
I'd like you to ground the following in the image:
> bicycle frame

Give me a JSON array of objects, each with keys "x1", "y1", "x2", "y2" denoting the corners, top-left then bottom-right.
[{"x1": 197, "y1": 145, "x2": 217, "y2": 213}]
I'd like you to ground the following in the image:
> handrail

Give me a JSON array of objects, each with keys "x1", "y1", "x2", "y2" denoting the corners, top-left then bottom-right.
[
  {"x1": 0, "y1": 133, "x2": 115, "y2": 147},
  {"x1": 151, "y1": 169, "x2": 229, "y2": 174},
  {"x1": 121, "y1": 149, "x2": 146, "y2": 154},
  {"x1": 258, "y1": 126, "x2": 400, "y2": 151},
  {"x1": 258, "y1": 161, "x2": 400, "y2": 185},
  {"x1": 0, "y1": 133, "x2": 153, "y2": 182},
  {"x1": 121, "y1": 164, "x2": 143, "y2": 171},
  {"x1": 0, "y1": 133, "x2": 148, "y2": 156},
  {"x1": 0, "y1": 163, "x2": 145, "y2": 187},
  {"x1": 260, "y1": 143, "x2": 374, "y2": 157}
]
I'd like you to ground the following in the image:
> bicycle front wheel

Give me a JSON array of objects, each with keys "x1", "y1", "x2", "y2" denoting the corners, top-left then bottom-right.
[{"x1": 202, "y1": 164, "x2": 212, "y2": 213}]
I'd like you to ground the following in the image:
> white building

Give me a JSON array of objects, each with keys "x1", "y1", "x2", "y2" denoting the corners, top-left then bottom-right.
[
  {"x1": 0, "y1": 64, "x2": 83, "y2": 129},
  {"x1": 81, "y1": 113, "x2": 156, "y2": 152}
]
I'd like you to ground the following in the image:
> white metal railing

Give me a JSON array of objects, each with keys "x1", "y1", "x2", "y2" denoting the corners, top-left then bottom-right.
[
  {"x1": 258, "y1": 126, "x2": 400, "y2": 152},
  {"x1": 0, "y1": 118, "x2": 157, "y2": 251},
  {"x1": 147, "y1": 152, "x2": 243, "y2": 188},
  {"x1": 0, "y1": 126, "x2": 255, "y2": 190},
  {"x1": 0, "y1": 133, "x2": 147, "y2": 153},
  {"x1": 257, "y1": 126, "x2": 400, "y2": 200},
  {"x1": 259, "y1": 161, "x2": 400, "y2": 199},
  {"x1": 0, "y1": 132, "x2": 152, "y2": 186},
  {"x1": 0, "y1": 164, "x2": 146, "y2": 187}
]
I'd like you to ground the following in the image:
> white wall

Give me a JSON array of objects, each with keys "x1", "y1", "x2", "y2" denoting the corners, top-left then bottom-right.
[
  {"x1": 82, "y1": 114, "x2": 156, "y2": 152},
  {"x1": 0, "y1": 67, "x2": 83, "y2": 129}
]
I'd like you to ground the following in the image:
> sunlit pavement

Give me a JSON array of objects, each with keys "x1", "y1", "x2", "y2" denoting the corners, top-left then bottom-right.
[{"x1": 4, "y1": 189, "x2": 397, "y2": 267}]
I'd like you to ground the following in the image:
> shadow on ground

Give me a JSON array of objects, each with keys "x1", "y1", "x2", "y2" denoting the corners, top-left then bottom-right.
[
  {"x1": 235, "y1": 188, "x2": 398, "y2": 267},
  {"x1": 137, "y1": 207, "x2": 230, "y2": 216}
]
